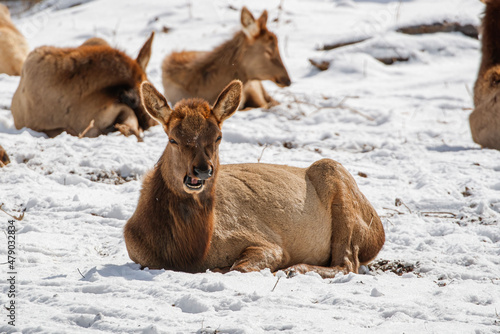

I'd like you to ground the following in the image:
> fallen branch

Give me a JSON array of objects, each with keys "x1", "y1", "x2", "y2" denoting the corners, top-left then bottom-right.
[
  {"x1": 376, "y1": 56, "x2": 409, "y2": 65},
  {"x1": 396, "y1": 22, "x2": 479, "y2": 39},
  {"x1": 421, "y1": 211, "x2": 457, "y2": 218},
  {"x1": 0, "y1": 203, "x2": 25, "y2": 221},
  {"x1": 309, "y1": 58, "x2": 330, "y2": 71},
  {"x1": 318, "y1": 37, "x2": 370, "y2": 51}
]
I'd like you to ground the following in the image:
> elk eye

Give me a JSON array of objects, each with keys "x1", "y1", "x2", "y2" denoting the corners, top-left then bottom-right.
[
  {"x1": 169, "y1": 138, "x2": 178, "y2": 145},
  {"x1": 216, "y1": 136, "x2": 222, "y2": 142}
]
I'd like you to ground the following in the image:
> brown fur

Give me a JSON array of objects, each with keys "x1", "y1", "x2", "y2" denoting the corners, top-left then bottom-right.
[
  {"x1": 162, "y1": 6, "x2": 291, "y2": 110},
  {"x1": 124, "y1": 81, "x2": 385, "y2": 278},
  {"x1": 470, "y1": 0, "x2": 500, "y2": 149},
  {"x1": 0, "y1": 145, "x2": 10, "y2": 167},
  {"x1": 0, "y1": 4, "x2": 29, "y2": 76},
  {"x1": 10, "y1": 33, "x2": 156, "y2": 140}
]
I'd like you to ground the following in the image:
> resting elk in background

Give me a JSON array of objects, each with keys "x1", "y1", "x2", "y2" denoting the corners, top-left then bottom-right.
[
  {"x1": 470, "y1": 0, "x2": 500, "y2": 150},
  {"x1": 162, "y1": 6, "x2": 291, "y2": 110},
  {"x1": 0, "y1": 4, "x2": 29, "y2": 76},
  {"x1": 124, "y1": 80, "x2": 385, "y2": 278},
  {"x1": 0, "y1": 145, "x2": 10, "y2": 167},
  {"x1": 11, "y1": 33, "x2": 156, "y2": 140}
]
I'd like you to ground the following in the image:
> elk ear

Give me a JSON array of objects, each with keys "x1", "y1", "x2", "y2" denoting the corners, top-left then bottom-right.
[
  {"x1": 140, "y1": 81, "x2": 172, "y2": 127},
  {"x1": 258, "y1": 10, "x2": 268, "y2": 30},
  {"x1": 241, "y1": 6, "x2": 260, "y2": 38},
  {"x1": 212, "y1": 80, "x2": 242, "y2": 124},
  {"x1": 136, "y1": 31, "x2": 155, "y2": 71}
]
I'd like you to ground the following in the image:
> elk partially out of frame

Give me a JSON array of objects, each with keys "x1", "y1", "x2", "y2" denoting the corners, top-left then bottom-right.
[
  {"x1": 162, "y1": 6, "x2": 291, "y2": 110},
  {"x1": 0, "y1": 4, "x2": 29, "y2": 76},
  {"x1": 124, "y1": 80, "x2": 385, "y2": 278},
  {"x1": 470, "y1": 0, "x2": 500, "y2": 150},
  {"x1": 0, "y1": 145, "x2": 10, "y2": 167},
  {"x1": 11, "y1": 33, "x2": 157, "y2": 140}
]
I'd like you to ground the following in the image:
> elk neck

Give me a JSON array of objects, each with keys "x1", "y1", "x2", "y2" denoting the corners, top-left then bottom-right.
[
  {"x1": 189, "y1": 31, "x2": 250, "y2": 88},
  {"x1": 146, "y1": 150, "x2": 217, "y2": 271},
  {"x1": 480, "y1": 2, "x2": 500, "y2": 75}
]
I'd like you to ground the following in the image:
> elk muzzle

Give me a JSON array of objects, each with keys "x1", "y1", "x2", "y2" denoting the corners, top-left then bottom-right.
[
  {"x1": 183, "y1": 163, "x2": 214, "y2": 193},
  {"x1": 275, "y1": 75, "x2": 291, "y2": 88}
]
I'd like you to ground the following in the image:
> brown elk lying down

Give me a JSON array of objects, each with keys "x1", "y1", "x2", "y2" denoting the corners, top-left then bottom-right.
[
  {"x1": 124, "y1": 80, "x2": 385, "y2": 278},
  {"x1": 162, "y1": 7, "x2": 291, "y2": 110},
  {"x1": 0, "y1": 145, "x2": 10, "y2": 167},
  {"x1": 10, "y1": 33, "x2": 157, "y2": 141},
  {"x1": 470, "y1": 0, "x2": 500, "y2": 150},
  {"x1": 0, "y1": 4, "x2": 29, "y2": 76}
]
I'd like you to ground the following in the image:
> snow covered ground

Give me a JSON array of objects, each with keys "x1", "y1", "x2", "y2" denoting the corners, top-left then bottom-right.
[{"x1": 0, "y1": 0, "x2": 499, "y2": 333}]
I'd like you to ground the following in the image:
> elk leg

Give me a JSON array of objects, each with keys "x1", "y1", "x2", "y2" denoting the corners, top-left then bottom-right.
[
  {"x1": 230, "y1": 245, "x2": 285, "y2": 273},
  {"x1": 242, "y1": 81, "x2": 279, "y2": 109},
  {"x1": 305, "y1": 159, "x2": 385, "y2": 277},
  {"x1": 114, "y1": 107, "x2": 143, "y2": 141}
]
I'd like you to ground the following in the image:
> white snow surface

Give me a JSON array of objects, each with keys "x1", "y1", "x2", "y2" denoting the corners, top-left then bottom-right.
[{"x1": 0, "y1": 0, "x2": 499, "y2": 333}]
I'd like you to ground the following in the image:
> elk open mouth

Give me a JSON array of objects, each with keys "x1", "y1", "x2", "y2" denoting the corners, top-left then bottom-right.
[{"x1": 184, "y1": 175, "x2": 205, "y2": 190}]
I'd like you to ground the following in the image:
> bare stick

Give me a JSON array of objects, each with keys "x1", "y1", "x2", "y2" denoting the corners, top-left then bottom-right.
[
  {"x1": 0, "y1": 203, "x2": 25, "y2": 221},
  {"x1": 77, "y1": 268, "x2": 86, "y2": 279},
  {"x1": 78, "y1": 119, "x2": 95, "y2": 138},
  {"x1": 257, "y1": 144, "x2": 269, "y2": 163},
  {"x1": 272, "y1": 276, "x2": 281, "y2": 292},
  {"x1": 421, "y1": 211, "x2": 457, "y2": 218},
  {"x1": 382, "y1": 207, "x2": 405, "y2": 215}
]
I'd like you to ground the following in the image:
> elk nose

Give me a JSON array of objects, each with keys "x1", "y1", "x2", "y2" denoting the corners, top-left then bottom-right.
[
  {"x1": 277, "y1": 76, "x2": 292, "y2": 87},
  {"x1": 193, "y1": 166, "x2": 213, "y2": 180}
]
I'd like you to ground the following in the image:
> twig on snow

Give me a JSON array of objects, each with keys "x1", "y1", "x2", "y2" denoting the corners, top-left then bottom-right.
[
  {"x1": 272, "y1": 276, "x2": 282, "y2": 292},
  {"x1": 0, "y1": 203, "x2": 25, "y2": 221},
  {"x1": 257, "y1": 144, "x2": 269, "y2": 163},
  {"x1": 421, "y1": 211, "x2": 457, "y2": 218},
  {"x1": 78, "y1": 119, "x2": 95, "y2": 138}
]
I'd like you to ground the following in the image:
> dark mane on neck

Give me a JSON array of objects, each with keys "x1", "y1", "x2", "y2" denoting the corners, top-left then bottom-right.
[
  {"x1": 480, "y1": 2, "x2": 500, "y2": 74},
  {"x1": 145, "y1": 157, "x2": 215, "y2": 271}
]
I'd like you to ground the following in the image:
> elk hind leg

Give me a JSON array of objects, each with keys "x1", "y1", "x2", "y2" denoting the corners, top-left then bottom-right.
[{"x1": 307, "y1": 159, "x2": 385, "y2": 275}]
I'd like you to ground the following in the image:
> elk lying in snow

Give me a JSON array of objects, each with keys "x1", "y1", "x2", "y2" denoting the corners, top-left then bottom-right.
[
  {"x1": 0, "y1": 4, "x2": 29, "y2": 76},
  {"x1": 124, "y1": 80, "x2": 385, "y2": 278},
  {"x1": 0, "y1": 145, "x2": 10, "y2": 167},
  {"x1": 11, "y1": 33, "x2": 157, "y2": 140},
  {"x1": 162, "y1": 6, "x2": 291, "y2": 110},
  {"x1": 470, "y1": 0, "x2": 500, "y2": 150}
]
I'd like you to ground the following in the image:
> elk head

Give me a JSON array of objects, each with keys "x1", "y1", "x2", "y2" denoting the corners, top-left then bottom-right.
[
  {"x1": 240, "y1": 7, "x2": 291, "y2": 87},
  {"x1": 140, "y1": 80, "x2": 242, "y2": 195}
]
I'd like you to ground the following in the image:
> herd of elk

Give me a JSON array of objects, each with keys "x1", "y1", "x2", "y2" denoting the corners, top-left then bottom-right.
[
  {"x1": 162, "y1": 6, "x2": 291, "y2": 109},
  {"x1": 124, "y1": 80, "x2": 385, "y2": 278},
  {"x1": 0, "y1": 4, "x2": 29, "y2": 76},
  {"x1": 5, "y1": 2, "x2": 500, "y2": 278},
  {"x1": 470, "y1": 0, "x2": 500, "y2": 150},
  {"x1": 10, "y1": 33, "x2": 156, "y2": 141}
]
